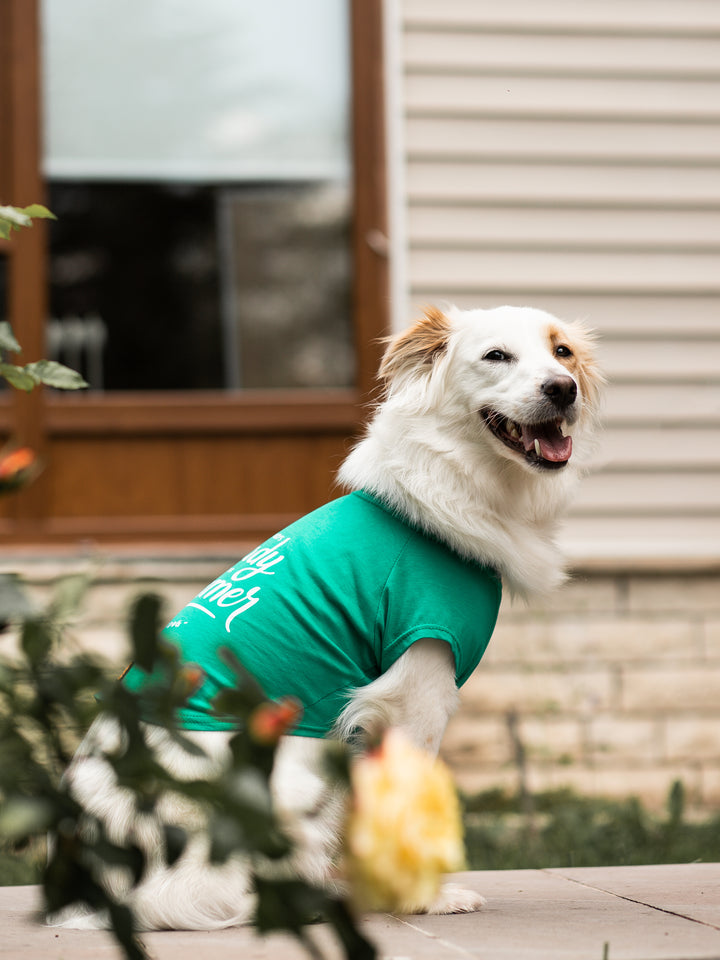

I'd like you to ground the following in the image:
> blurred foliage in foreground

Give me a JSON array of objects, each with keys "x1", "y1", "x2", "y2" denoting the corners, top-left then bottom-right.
[{"x1": 0, "y1": 574, "x2": 374, "y2": 960}]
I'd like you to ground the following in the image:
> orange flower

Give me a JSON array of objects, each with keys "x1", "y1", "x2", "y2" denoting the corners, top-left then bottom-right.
[
  {"x1": 344, "y1": 729, "x2": 466, "y2": 913},
  {"x1": 249, "y1": 697, "x2": 303, "y2": 744},
  {"x1": 0, "y1": 447, "x2": 38, "y2": 493}
]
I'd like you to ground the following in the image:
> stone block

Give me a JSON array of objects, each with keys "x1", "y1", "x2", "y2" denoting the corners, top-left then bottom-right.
[
  {"x1": 699, "y1": 765, "x2": 720, "y2": 805},
  {"x1": 627, "y1": 574, "x2": 720, "y2": 615},
  {"x1": 516, "y1": 717, "x2": 586, "y2": 765},
  {"x1": 703, "y1": 617, "x2": 720, "y2": 656},
  {"x1": 587, "y1": 716, "x2": 663, "y2": 764},
  {"x1": 487, "y1": 615, "x2": 701, "y2": 665},
  {"x1": 665, "y1": 718, "x2": 720, "y2": 762},
  {"x1": 460, "y1": 666, "x2": 617, "y2": 716},
  {"x1": 441, "y1": 714, "x2": 513, "y2": 766},
  {"x1": 498, "y1": 574, "x2": 619, "y2": 620},
  {"x1": 620, "y1": 666, "x2": 720, "y2": 713}
]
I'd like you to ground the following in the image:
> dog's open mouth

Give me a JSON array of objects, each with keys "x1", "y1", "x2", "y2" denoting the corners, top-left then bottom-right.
[{"x1": 481, "y1": 410, "x2": 572, "y2": 470}]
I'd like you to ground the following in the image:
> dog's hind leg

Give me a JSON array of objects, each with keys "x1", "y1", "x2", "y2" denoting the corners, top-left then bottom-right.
[{"x1": 271, "y1": 735, "x2": 347, "y2": 894}]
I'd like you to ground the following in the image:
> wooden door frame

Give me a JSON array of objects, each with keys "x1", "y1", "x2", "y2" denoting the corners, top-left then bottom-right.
[{"x1": 0, "y1": 0, "x2": 390, "y2": 543}]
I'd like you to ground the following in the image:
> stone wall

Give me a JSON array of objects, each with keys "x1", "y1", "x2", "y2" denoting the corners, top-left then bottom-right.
[
  {"x1": 3, "y1": 553, "x2": 719, "y2": 810},
  {"x1": 443, "y1": 569, "x2": 720, "y2": 810}
]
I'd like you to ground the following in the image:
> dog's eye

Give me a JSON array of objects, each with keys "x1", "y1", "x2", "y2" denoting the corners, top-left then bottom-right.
[
  {"x1": 483, "y1": 349, "x2": 512, "y2": 362},
  {"x1": 556, "y1": 344, "x2": 573, "y2": 358}
]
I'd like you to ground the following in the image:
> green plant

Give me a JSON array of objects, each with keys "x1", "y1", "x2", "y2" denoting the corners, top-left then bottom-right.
[
  {"x1": 462, "y1": 783, "x2": 720, "y2": 871},
  {"x1": 0, "y1": 204, "x2": 87, "y2": 393},
  {"x1": 0, "y1": 580, "x2": 375, "y2": 960}
]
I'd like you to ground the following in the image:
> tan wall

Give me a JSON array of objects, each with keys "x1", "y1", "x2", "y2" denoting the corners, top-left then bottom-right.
[
  {"x1": 443, "y1": 568, "x2": 720, "y2": 810},
  {"x1": 3, "y1": 554, "x2": 719, "y2": 810}
]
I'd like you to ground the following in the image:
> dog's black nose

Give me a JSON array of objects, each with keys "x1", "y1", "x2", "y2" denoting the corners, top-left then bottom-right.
[{"x1": 541, "y1": 375, "x2": 577, "y2": 409}]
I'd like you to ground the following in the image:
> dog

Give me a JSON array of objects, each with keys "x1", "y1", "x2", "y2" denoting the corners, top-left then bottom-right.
[{"x1": 52, "y1": 304, "x2": 602, "y2": 930}]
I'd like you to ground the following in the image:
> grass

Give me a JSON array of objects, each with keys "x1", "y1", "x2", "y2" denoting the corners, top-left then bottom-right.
[
  {"x1": 2, "y1": 780, "x2": 718, "y2": 887},
  {"x1": 462, "y1": 781, "x2": 720, "y2": 870}
]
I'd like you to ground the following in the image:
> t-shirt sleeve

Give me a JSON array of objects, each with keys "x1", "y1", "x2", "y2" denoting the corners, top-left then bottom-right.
[{"x1": 376, "y1": 536, "x2": 502, "y2": 686}]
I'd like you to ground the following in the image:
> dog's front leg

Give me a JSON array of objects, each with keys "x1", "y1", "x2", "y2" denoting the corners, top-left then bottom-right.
[
  {"x1": 336, "y1": 638, "x2": 487, "y2": 916},
  {"x1": 334, "y1": 637, "x2": 459, "y2": 754}
]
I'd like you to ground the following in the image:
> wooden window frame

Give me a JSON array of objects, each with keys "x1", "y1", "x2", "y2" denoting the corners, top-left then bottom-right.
[{"x1": 0, "y1": 0, "x2": 390, "y2": 542}]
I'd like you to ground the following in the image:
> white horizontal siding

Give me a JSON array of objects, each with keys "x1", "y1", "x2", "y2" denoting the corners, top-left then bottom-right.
[
  {"x1": 405, "y1": 31, "x2": 720, "y2": 76},
  {"x1": 404, "y1": 119, "x2": 720, "y2": 163},
  {"x1": 407, "y1": 163, "x2": 720, "y2": 205},
  {"x1": 404, "y1": 0, "x2": 720, "y2": 34},
  {"x1": 398, "y1": 0, "x2": 720, "y2": 563},
  {"x1": 408, "y1": 207, "x2": 720, "y2": 248},
  {"x1": 405, "y1": 74, "x2": 720, "y2": 120},
  {"x1": 409, "y1": 248, "x2": 720, "y2": 293}
]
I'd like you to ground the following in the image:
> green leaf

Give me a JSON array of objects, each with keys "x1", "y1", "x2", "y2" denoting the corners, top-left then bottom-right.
[
  {"x1": 0, "y1": 796, "x2": 56, "y2": 841},
  {"x1": 19, "y1": 204, "x2": 57, "y2": 222},
  {"x1": 0, "y1": 204, "x2": 56, "y2": 235},
  {"x1": 47, "y1": 573, "x2": 90, "y2": 624},
  {"x1": 130, "y1": 594, "x2": 164, "y2": 672},
  {"x1": 0, "y1": 363, "x2": 37, "y2": 391},
  {"x1": 0, "y1": 321, "x2": 22, "y2": 353},
  {"x1": 0, "y1": 573, "x2": 36, "y2": 621},
  {"x1": 0, "y1": 205, "x2": 32, "y2": 231},
  {"x1": 24, "y1": 360, "x2": 88, "y2": 390},
  {"x1": 21, "y1": 618, "x2": 53, "y2": 665}
]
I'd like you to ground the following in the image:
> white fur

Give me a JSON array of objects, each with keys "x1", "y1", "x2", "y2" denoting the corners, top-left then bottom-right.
[{"x1": 51, "y1": 305, "x2": 601, "y2": 930}]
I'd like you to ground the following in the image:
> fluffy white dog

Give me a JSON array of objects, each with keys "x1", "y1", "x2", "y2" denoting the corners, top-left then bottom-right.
[{"x1": 53, "y1": 305, "x2": 602, "y2": 930}]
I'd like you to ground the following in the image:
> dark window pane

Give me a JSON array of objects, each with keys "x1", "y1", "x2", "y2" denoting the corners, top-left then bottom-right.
[
  {"x1": 48, "y1": 182, "x2": 224, "y2": 391},
  {"x1": 46, "y1": 180, "x2": 354, "y2": 392},
  {"x1": 220, "y1": 183, "x2": 353, "y2": 389}
]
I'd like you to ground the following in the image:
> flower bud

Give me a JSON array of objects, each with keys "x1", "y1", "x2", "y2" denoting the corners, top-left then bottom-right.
[{"x1": 344, "y1": 729, "x2": 466, "y2": 913}]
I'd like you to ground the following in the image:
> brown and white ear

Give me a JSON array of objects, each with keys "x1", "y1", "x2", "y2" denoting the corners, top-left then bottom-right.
[
  {"x1": 565, "y1": 321, "x2": 606, "y2": 416},
  {"x1": 379, "y1": 307, "x2": 452, "y2": 385}
]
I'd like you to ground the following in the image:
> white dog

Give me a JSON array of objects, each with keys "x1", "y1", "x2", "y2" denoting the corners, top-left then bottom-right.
[{"x1": 53, "y1": 305, "x2": 602, "y2": 930}]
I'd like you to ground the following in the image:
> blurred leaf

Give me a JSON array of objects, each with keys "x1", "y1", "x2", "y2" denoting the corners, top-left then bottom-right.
[
  {"x1": 47, "y1": 573, "x2": 90, "y2": 624},
  {"x1": 0, "y1": 204, "x2": 55, "y2": 241},
  {"x1": 162, "y1": 825, "x2": 187, "y2": 868},
  {"x1": 21, "y1": 618, "x2": 53, "y2": 666},
  {"x1": 0, "y1": 363, "x2": 36, "y2": 391},
  {"x1": 24, "y1": 360, "x2": 88, "y2": 390},
  {"x1": 0, "y1": 796, "x2": 56, "y2": 841},
  {"x1": 0, "y1": 205, "x2": 32, "y2": 232},
  {"x1": 19, "y1": 204, "x2": 56, "y2": 222},
  {"x1": 107, "y1": 901, "x2": 148, "y2": 960},
  {"x1": 130, "y1": 594, "x2": 164, "y2": 672},
  {"x1": 0, "y1": 573, "x2": 35, "y2": 621},
  {"x1": 254, "y1": 876, "x2": 328, "y2": 934},
  {"x1": 0, "y1": 322, "x2": 22, "y2": 354}
]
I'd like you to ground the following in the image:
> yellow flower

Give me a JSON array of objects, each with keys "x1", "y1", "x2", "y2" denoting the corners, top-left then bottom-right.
[{"x1": 344, "y1": 729, "x2": 466, "y2": 913}]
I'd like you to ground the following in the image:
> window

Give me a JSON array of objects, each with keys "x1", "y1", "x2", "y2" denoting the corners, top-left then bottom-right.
[{"x1": 41, "y1": 0, "x2": 353, "y2": 391}]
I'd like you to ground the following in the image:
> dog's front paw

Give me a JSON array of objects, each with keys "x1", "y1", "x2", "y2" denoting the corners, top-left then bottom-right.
[{"x1": 425, "y1": 882, "x2": 487, "y2": 915}]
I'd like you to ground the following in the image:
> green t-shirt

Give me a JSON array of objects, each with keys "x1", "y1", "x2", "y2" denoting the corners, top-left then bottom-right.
[{"x1": 123, "y1": 491, "x2": 501, "y2": 737}]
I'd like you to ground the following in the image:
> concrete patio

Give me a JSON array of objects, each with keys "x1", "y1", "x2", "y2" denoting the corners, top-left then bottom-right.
[{"x1": 2, "y1": 863, "x2": 719, "y2": 960}]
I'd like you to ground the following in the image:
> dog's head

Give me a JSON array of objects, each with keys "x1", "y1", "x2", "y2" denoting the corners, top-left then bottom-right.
[{"x1": 380, "y1": 305, "x2": 603, "y2": 474}]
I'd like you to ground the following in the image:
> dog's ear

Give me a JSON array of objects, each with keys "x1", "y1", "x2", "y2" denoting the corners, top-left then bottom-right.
[
  {"x1": 379, "y1": 307, "x2": 452, "y2": 384},
  {"x1": 563, "y1": 321, "x2": 606, "y2": 413}
]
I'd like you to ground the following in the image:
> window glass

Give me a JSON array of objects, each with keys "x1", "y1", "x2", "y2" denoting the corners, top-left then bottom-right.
[
  {"x1": 41, "y1": 0, "x2": 353, "y2": 392},
  {"x1": 42, "y1": 0, "x2": 349, "y2": 182}
]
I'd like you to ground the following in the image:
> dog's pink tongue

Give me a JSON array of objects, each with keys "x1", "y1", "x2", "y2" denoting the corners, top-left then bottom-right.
[{"x1": 521, "y1": 422, "x2": 573, "y2": 462}]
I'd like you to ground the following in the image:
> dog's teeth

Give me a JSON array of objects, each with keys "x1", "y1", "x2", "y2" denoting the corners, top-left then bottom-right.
[
  {"x1": 508, "y1": 422, "x2": 520, "y2": 439},
  {"x1": 534, "y1": 438, "x2": 542, "y2": 457}
]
